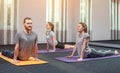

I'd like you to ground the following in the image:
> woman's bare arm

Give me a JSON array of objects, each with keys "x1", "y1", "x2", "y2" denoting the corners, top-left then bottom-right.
[{"x1": 78, "y1": 37, "x2": 89, "y2": 61}]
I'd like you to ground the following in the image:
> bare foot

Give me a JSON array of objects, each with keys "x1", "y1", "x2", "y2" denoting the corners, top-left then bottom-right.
[
  {"x1": 66, "y1": 55, "x2": 73, "y2": 58},
  {"x1": 107, "y1": 50, "x2": 112, "y2": 52},
  {"x1": 115, "y1": 50, "x2": 119, "y2": 55},
  {"x1": 71, "y1": 45, "x2": 75, "y2": 48},
  {"x1": 77, "y1": 58, "x2": 83, "y2": 61},
  {"x1": 49, "y1": 50, "x2": 55, "y2": 52}
]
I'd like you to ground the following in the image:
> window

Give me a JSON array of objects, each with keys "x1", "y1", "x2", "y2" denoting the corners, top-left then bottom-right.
[
  {"x1": 80, "y1": 0, "x2": 92, "y2": 38},
  {"x1": 0, "y1": 0, "x2": 17, "y2": 44},
  {"x1": 46, "y1": 0, "x2": 67, "y2": 42},
  {"x1": 110, "y1": 0, "x2": 120, "y2": 40}
]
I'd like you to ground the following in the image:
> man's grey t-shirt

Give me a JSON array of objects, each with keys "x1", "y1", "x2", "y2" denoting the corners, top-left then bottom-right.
[
  {"x1": 14, "y1": 31, "x2": 38, "y2": 60},
  {"x1": 76, "y1": 33, "x2": 91, "y2": 57},
  {"x1": 46, "y1": 31, "x2": 58, "y2": 47}
]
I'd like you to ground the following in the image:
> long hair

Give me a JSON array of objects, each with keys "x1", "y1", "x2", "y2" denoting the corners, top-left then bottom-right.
[
  {"x1": 48, "y1": 22, "x2": 54, "y2": 32},
  {"x1": 79, "y1": 22, "x2": 87, "y2": 32}
]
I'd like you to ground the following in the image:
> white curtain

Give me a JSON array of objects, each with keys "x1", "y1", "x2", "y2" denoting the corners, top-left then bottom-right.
[
  {"x1": 46, "y1": 0, "x2": 67, "y2": 42},
  {"x1": 80, "y1": 0, "x2": 92, "y2": 40},
  {"x1": 46, "y1": 0, "x2": 92, "y2": 42},
  {"x1": 0, "y1": 0, "x2": 17, "y2": 45},
  {"x1": 110, "y1": 0, "x2": 120, "y2": 40}
]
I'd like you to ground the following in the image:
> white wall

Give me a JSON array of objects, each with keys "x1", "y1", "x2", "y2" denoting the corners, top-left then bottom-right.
[
  {"x1": 17, "y1": 0, "x2": 111, "y2": 43},
  {"x1": 18, "y1": 0, "x2": 80, "y2": 43},
  {"x1": 91, "y1": 0, "x2": 111, "y2": 41},
  {"x1": 66, "y1": 0, "x2": 80, "y2": 42},
  {"x1": 17, "y1": 0, "x2": 46, "y2": 43}
]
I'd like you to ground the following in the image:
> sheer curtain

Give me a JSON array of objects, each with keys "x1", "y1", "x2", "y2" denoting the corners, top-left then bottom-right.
[
  {"x1": 80, "y1": 0, "x2": 92, "y2": 40},
  {"x1": 110, "y1": 0, "x2": 120, "y2": 40},
  {"x1": 0, "y1": 0, "x2": 17, "y2": 45},
  {"x1": 46, "y1": 0, "x2": 92, "y2": 42},
  {"x1": 46, "y1": 0, "x2": 67, "y2": 42}
]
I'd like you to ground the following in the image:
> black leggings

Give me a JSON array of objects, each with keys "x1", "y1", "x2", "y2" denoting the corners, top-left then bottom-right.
[
  {"x1": 87, "y1": 48, "x2": 115, "y2": 58},
  {"x1": 55, "y1": 41, "x2": 65, "y2": 49},
  {"x1": 1, "y1": 50, "x2": 20, "y2": 60}
]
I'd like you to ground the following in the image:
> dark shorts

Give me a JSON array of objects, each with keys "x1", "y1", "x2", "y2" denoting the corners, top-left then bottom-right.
[{"x1": 55, "y1": 41, "x2": 65, "y2": 49}]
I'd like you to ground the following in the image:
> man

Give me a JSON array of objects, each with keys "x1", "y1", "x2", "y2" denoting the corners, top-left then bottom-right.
[{"x1": 2, "y1": 17, "x2": 39, "y2": 63}]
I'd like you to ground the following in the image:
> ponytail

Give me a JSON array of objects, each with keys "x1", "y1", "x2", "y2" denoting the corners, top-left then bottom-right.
[{"x1": 48, "y1": 22, "x2": 54, "y2": 32}]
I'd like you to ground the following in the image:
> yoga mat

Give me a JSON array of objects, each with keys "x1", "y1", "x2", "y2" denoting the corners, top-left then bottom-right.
[
  {"x1": 0, "y1": 53, "x2": 48, "y2": 66},
  {"x1": 38, "y1": 48, "x2": 73, "y2": 53},
  {"x1": 55, "y1": 54, "x2": 120, "y2": 62}
]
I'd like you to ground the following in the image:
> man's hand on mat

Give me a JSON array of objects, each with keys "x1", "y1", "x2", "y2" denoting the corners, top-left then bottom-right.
[
  {"x1": 34, "y1": 58, "x2": 39, "y2": 61},
  {"x1": 77, "y1": 58, "x2": 83, "y2": 61},
  {"x1": 13, "y1": 59, "x2": 20, "y2": 63}
]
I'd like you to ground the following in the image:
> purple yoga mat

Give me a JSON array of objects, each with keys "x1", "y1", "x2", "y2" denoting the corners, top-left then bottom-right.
[
  {"x1": 38, "y1": 48, "x2": 73, "y2": 53},
  {"x1": 55, "y1": 54, "x2": 120, "y2": 62}
]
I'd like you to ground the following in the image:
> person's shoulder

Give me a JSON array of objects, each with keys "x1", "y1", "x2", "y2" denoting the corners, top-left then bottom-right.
[
  {"x1": 84, "y1": 33, "x2": 89, "y2": 37},
  {"x1": 16, "y1": 31, "x2": 23, "y2": 35},
  {"x1": 50, "y1": 31, "x2": 54, "y2": 33},
  {"x1": 84, "y1": 33, "x2": 89, "y2": 35},
  {"x1": 15, "y1": 31, "x2": 24, "y2": 38},
  {"x1": 32, "y1": 31, "x2": 38, "y2": 35},
  {"x1": 50, "y1": 31, "x2": 54, "y2": 35}
]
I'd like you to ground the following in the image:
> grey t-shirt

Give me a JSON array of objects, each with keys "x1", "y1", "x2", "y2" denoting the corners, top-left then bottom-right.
[
  {"x1": 76, "y1": 33, "x2": 91, "y2": 57},
  {"x1": 46, "y1": 31, "x2": 58, "y2": 47},
  {"x1": 14, "y1": 31, "x2": 38, "y2": 60}
]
